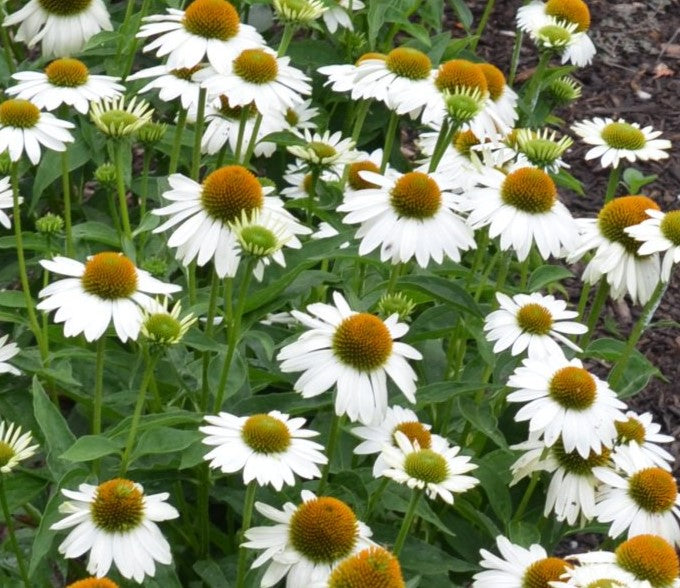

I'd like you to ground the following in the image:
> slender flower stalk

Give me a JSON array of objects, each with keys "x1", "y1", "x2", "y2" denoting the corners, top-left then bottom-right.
[
  {"x1": 380, "y1": 111, "x2": 399, "y2": 172},
  {"x1": 604, "y1": 164, "x2": 622, "y2": 203},
  {"x1": 277, "y1": 23, "x2": 295, "y2": 57},
  {"x1": 317, "y1": 412, "x2": 342, "y2": 494},
  {"x1": 191, "y1": 88, "x2": 207, "y2": 180},
  {"x1": 471, "y1": 0, "x2": 497, "y2": 51},
  {"x1": 579, "y1": 280, "x2": 609, "y2": 349},
  {"x1": 113, "y1": 140, "x2": 132, "y2": 241},
  {"x1": 0, "y1": 475, "x2": 30, "y2": 587},
  {"x1": 392, "y1": 489, "x2": 422, "y2": 556},
  {"x1": 524, "y1": 50, "x2": 552, "y2": 115},
  {"x1": 168, "y1": 108, "x2": 188, "y2": 174},
  {"x1": 235, "y1": 481, "x2": 257, "y2": 588}
]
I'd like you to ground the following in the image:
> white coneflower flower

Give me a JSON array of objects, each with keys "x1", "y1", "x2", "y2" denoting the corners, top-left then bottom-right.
[
  {"x1": 508, "y1": 354, "x2": 626, "y2": 457},
  {"x1": 593, "y1": 444, "x2": 680, "y2": 545},
  {"x1": 626, "y1": 209, "x2": 680, "y2": 282},
  {"x1": 324, "y1": 546, "x2": 404, "y2": 588},
  {"x1": 513, "y1": 127, "x2": 573, "y2": 172},
  {"x1": 200, "y1": 410, "x2": 327, "y2": 490},
  {"x1": 322, "y1": 0, "x2": 365, "y2": 33},
  {"x1": 380, "y1": 432, "x2": 478, "y2": 504},
  {"x1": 615, "y1": 411, "x2": 674, "y2": 471},
  {"x1": 280, "y1": 162, "x2": 334, "y2": 200},
  {"x1": 3, "y1": 0, "x2": 112, "y2": 58},
  {"x1": 343, "y1": 149, "x2": 383, "y2": 192},
  {"x1": 484, "y1": 292, "x2": 586, "y2": 357},
  {"x1": 472, "y1": 535, "x2": 570, "y2": 587},
  {"x1": 0, "y1": 177, "x2": 19, "y2": 230},
  {"x1": 568, "y1": 196, "x2": 662, "y2": 305},
  {"x1": 287, "y1": 129, "x2": 361, "y2": 171},
  {"x1": 127, "y1": 64, "x2": 207, "y2": 112},
  {"x1": 7, "y1": 58, "x2": 123, "y2": 115},
  {"x1": 576, "y1": 535, "x2": 680, "y2": 587},
  {"x1": 90, "y1": 96, "x2": 154, "y2": 137},
  {"x1": 281, "y1": 99, "x2": 319, "y2": 135},
  {"x1": 572, "y1": 118, "x2": 671, "y2": 169},
  {"x1": 549, "y1": 562, "x2": 638, "y2": 587},
  {"x1": 0, "y1": 335, "x2": 20, "y2": 376},
  {"x1": 352, "y1": 405, "x2": 438, "y2": 476},
  {"x1": 518, "y1": 0, "x2": 596, "y2": 67},
  {"x1": 140, "y1": 298, "x2": 196, "y2": 345},
  {"x1": 51, "y1": 478, "x2": 179, "y2": 584},
  {"x1": 318, "y1": 53, "x2": 386, "y2": 96},
  {"x1": 137, "y1": 0, "x2": 263, "y2": 71},
  {"x1": 273, "y1": 0, "x2": 327, "y2": 23},
  {"x1": 0, "y1": 98, "x2": 74, "y2": 164},
  {"x1": 478, "y1": 63, "x2": 519, "y2": 134},
  {"x1": 37, "y1": 253, "x2": 181, "y2": 343},
  {"x1": 462, "y1": 164, "x2": 578, "y2": 261},
  {"x1": 152, "y1": 166, "x2": 308, "y2": 278},
  {"x1": 0, "y1": 420, "x2": 38, "y2": 472},
  {"x1": 350, "y1": 47, "x2": 437, "y2": 115},
  {"x1": 277, "y1": 292, "x2": 422, "y2": 425},
  {"x1": 243, "y1": 490, "x2": 374, "y2": 587},
  {"x1": 338, "y1": 168, "x2": 476, "y2": 267},
  {"x1": 200, "y1": 97, "x2": 281, "y2": 158},
  {"x1": 511, "y1": 435, "x2": 611, "y2": 525},
  {"x1": 199, "y1": 47, "x2": 311, "y2": 117}
]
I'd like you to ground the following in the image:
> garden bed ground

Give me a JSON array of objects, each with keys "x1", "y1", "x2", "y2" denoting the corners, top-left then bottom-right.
[{"x1": 472, "y1": 0, "x2": 680, "y2": 469}]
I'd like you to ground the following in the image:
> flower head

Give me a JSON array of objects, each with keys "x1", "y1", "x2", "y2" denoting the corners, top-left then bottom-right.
[
  {"x1": 273, "y1": 0, "x2": 327, "y2": 23},
  {"x1": 67, "y1": 578, "x2": 119, "y2": 588},
  {"x1": 51, "y1": 478, "x2": 179, "y2": 583},
  {"x1": 201, "y1": 410, "x2": 326, "y2": 490},
  {"x1": 0, "y1": 420, "x2": 38, "y2": 473},
  {"x1": 140, "y1": 298, "x2": 195, "y2": 345},
  {"x1": 287, "y1": 129, "x2": 360, "y2": 170},
  {"x1": 90, "y1": 96, "x2": 154, "y2": 137},
  {"x1": 327, "y1": 547, "x2": 405, "y2": 588}
]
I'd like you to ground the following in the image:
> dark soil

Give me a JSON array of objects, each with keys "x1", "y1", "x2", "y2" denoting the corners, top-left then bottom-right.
[{"x1": 472, "y1": 0, "x2": 680, "y2": 465}]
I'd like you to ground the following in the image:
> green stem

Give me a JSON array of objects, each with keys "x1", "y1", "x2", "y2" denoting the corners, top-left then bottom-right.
[
  {"x1": 519, "y1": 256, "x2": 530, "y2": 289},
  {"x1": 60, "y1": 145, "x2": 74, "y2": 257},
  {"x1": 575, "y1": 282, "x2": 591, "y2": 322},
  {"x1": 392, "y1": 490, "x2": 422, "y2": 556},
  {"x1": 365, "y1": 478, "x2": 389, "y2": 519},
  {"x1": 474, "y1": 249, "x2": 500, "y2": 302},
  {"x1": 242, "y1": 113, "x2": 263, "y2": 167},
  {"x1": 277, "y1": 23, "x2": 295, "y2": 56},
  {"x1": 139, "y1": 148, "x2": 152, "y2": 219},
  {"x1": 428, "y1": 120, "x2": 457, "y2": 173},
  {"x1": 213, "y1": 259, "x2": 255, "y2": 412},
  {"x1": 235, "y1": 481, "x2": 258, "y2": 588},
  {"x1": 113, "y1": 140, "x2": 132, "y2": 242},
  {"x1": 0, "y1": 477, "x2": 29, "y2": 587},
  {"x1": 0, "y1": 19, "x2": 15, "y2": 74},
  {"x1": 495, "y1": 254, "x2": 511, "y2": 293},
  {"x1": 93, "y1": 337, "x2": 106, "y2": 437},
  {"x1": 198, "y1": 463, "x2": 210, "y2": 558},
  {"x1": 604, "y1": 165, "x2": 622, "y2": 203},
  {"x1": 339, "y1": 100, "x2": 371, "y2": 190},
  {"x1": 121, "y1": 0, "x2": 152, "y2": 80},
  {"x1": 191, "y1": 88, "x2": 207, "y2": 180},
  {"x1": 168, "y1": 108, "x2": 188, "y2": 175},
  {"x1": 200, "y1": 272, "x2": 220, "y2": 411},
  {"x1": 513, "y1": 471, "x2": 540, "y2": 522},
  {"x1": 609, "y1": 281, "x2": 667, "y2": 389},
  {"x1": 471, "y1": 0, "x2": 496, "y2": 51},
  {"x1": 116, "y1": 0, "x2": 137, "y2": 61},
  {"x1": 11, "y1": 163, "x2": 47, "y2": 361},
  {"x1": 385, "y1": 263, "x2": 402, "y2": 295},
  {"x1": 508, "y1": 30, "x2": 524, "y2": 86},
  {"x1": 119, "y1": 348, "x2": 159, "y2": 476},
  {"x1": 524, "y1": 51, "x2": 551, "y2": 117},
  {"x1": 233, "y1": 105, "x2": 251, "y2": 163},
  {"x1": 317, "y1": 412, "x2": 342, "y2": 495},
  {"x1": 579, "y1": 280, "x2": 609, "y2": 350},
  {"x1": 380, "y1": 111, "x2": 399, "y2": 173}
]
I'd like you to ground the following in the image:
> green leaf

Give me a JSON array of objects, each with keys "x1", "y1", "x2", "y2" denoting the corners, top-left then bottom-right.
[
  {"x1": 258, "y1": 131, "x2": 307, "y2": 147},
  {"x1": 527, "y1": 265, "x2": 573, "y2": 292},
  {"x1": 456, "y1": 395, "x2": 507, "y2": 448},
  {"x1": 1, "y1": 472, "x2": 48, "y2": 520},
  {"x1": 0, "y1": 290, "x2": 27, "y2": 309},
  {"x1": 449, "y1": 0, "x2": 473, "y2": 30},
  {"x1": 32, "y1": 377, "x2": 83, "y2": 479},
  {"x1": 193, "y1": 560, "x2": 232, "y2": 588},
  {"x1": 476, "y1": 450, "x2": 514, "y2": 523},
  {"x1": 61, "y1": 435, "x2": 123, "y2": 462},
  {"x1": 31, "y1": 140, "x2": 91, "y2": 210},
  {"x1": 623, "y1": 167, "x2": 658, "y2": 193},
  {"x1": 130, "y1": 427, "x2": 201, "y2": 461},
  {"x1": 397, "y1": 274, "x2": 482, "y2": 317},
  {"x1": 72, "y1": 221, "x2": 120, "y2": 247},
  {"x1": 416, "y1": 380, "x2": 494, "y2": 406},
  {"x1": 552, "y1": 168, "x2": 585, "y2": 196}
]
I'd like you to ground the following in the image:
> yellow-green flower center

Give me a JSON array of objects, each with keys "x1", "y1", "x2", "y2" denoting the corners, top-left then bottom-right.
[
  {"x1": 182, "y1": 0, "x2": 240, "y2": 40},
  {"x1": 435, "y1": 59, "x2": 488, "y2": 94},
  {"x1": 597, "y1": 195, "x2": 659, "y2": 254},
  {"x1": 0, "y1": 99, "x2": 40, "y2": 129},
  {"x1": 629, "y1": 468, "x2": 678, "y2": 513},
  {"x1": 233, "y1": 49, "x2": 278, "y2": 84},
  {"x1": 521, "y1": 557, "x2": 569, "y2": 588},
  {"x1": 90, "y1": 479, "x2": 145, "y2": 533},
  {"x1": 385, "y1": 47, "x2": 432, "y2": 81},
  {"x1": 38, "y1": 0, "x2": 92, "y2": 16},
  {"x1": 332, "y1": 313, "x2": 393, "y2": 371},
  {"x1": 348, "y1": 161, "x2": 380, "y2": 191},
  {"x1": 309, "y1": 141, "x2": 337, "y2": 160},
  {"x1": 241, "y1": 414, "x2": 291, "y2": 453},
  {"x1": 98, "y1": 110, "x2": 139, "y2": 130},
  {"x1": 516, "y1": 303, "x2": 553, "y2": 335},
  {"x1": 404, "y1": 449, "x2": 448, "y2": 484},
  {"x1": 284, "y1": 108, "x2": 299, "y2": 126},
  {"x1": 545, "y1": 0, "x2": 591, "y2": 32},
  {"x1": 45, "y1": 58, "x2": 89, "y2": 87},
  {"x1": 328, "y1": 547, "x2": 405, "y2": 588},
  {"x1": 390, "y1": 172, "x2": 442, "y2": 220},
  {"x1": 501, "y1": 168, "x2": 557, "y2": 214},
  {"x1": 200, "y1": 165, "x2": 263, "y2": 224},
  {"x1": 585, "y1": 582, "x2": 625, "y2": 588},
  {"x1": 538, "y1": 24, "x2": 573, "y2": 46},
  {"x1": 616, "y1": 534, "x2": 680, "y2": 587},
  {"x1": 601, "y1": 122, "x2": 646, "y2": 151},
  {"x1": 660, "y1": 211, "x2": 680, "y2": 247},
  {"x1": 552, "y1": 441, "x2": 610, "y2": 475},
  {"x1": 393, "y1": 421, "x2": 431, "y2": 449},
  {"x1": 238, "y1": 225, "x2": 279, "y2": 257},
  {"x1": 289, "y1": 497, "x2": 358, "y2": 564},
  {"x1": 144, "y1": 314, "x2": 182, "y2": 343},
  {"x1": 0, "y1": 441, "x2": 15, "y2": 468},
  {"x1": 81, "y1": 252, "x2": 138, "y2": 300},
  {"x1": 478, "y1": 63, "x2": 505, "y2": 102},
  {"x1": 616, "y1": 417, "x2": 646, "y2": 444},
  {"x1": 548, "y1": 366, "x2": 596, "y2": 410}
]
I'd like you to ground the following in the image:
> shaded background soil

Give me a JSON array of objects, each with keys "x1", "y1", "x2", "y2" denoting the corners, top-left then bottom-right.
[{"x1": 471, "y1": 0, "x2": 680, "y2": 466}]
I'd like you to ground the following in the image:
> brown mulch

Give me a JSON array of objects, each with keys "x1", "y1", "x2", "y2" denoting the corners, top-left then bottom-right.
[{"x1": 470, "y1": 0, "x2": 680, "y2": 465}]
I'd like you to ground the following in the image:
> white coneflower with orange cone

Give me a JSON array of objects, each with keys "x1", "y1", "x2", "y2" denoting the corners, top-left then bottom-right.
[{"x1": 626, "y1": 208, "x2": 680, "y2": 282}]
